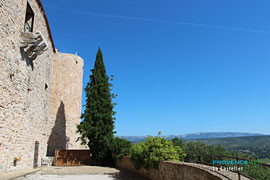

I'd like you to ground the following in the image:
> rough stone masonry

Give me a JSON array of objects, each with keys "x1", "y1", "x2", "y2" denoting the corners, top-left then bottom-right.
[{"x1": 0, "y1": 0, "x2": 85, "y2": 172}]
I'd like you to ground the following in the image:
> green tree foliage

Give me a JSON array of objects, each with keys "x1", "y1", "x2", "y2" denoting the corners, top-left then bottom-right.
[
  {"x1": 243, "y1": 165, "x2": 270, "y2": 180},
  {"x1": 111, "y1": 137, "x2": 132, "y2": 160},
  {"x1": 77, "y1": 48, "x2": 116, "y2": 165},
  {"x1": 184, "y1": 141, "x2": 236, "y2": 163},
  {"x1": 261, "y1": 159, "x2": 270, "y2": 163},
  {"x1": 171, "y1": 137, "x2": 184, "y2": 147},
  {"x1": 192, "y1": 136, "x2": 270, "y2": 159},
  {"x1": 172, "y1": 138, "x2": 270, "y2": 180},
  {"x1": 130, "y1": 135, "x2": 186, "y2": 169},
  {"x1": 171, "y1": 138, "x2": 238, "y2": 162}
]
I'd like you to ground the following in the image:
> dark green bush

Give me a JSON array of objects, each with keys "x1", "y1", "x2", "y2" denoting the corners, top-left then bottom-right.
[
  {"x1": 183, "y1": 141, "x2": 235, "y2": 163},
  {"x1": 111, "y1": 137, "x2": 131, "y2": 160},
  {"x1": 243, "y1": 165, "x2": 270, "y2": 180}
]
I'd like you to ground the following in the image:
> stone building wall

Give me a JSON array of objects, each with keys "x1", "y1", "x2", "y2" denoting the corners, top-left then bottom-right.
[
  {"x1": 0, "y1": 0, "x2": 55, "y2": 172},
  {"x1": 0, "y1": 0, "x2": 85, "y2": 173},
  {"x1": 47, "y1": 52, "x2": 85, "y2": 156}
]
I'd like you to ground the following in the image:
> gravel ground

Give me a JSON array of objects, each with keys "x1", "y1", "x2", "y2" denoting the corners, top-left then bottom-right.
[
  {"x1": 15, "y1": 174, "x2": 119, "y2": 180},
  {"x1": 12, "y1": 167, "x2": 150, "y2": 180},
  {"x1": 13, "y1": 166, "x2": 120, "y2": 180}
]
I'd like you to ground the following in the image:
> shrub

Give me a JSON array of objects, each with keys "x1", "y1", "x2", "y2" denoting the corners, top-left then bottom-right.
[
  {"x1": 172, "y1": 139, "x2": 270, "y2": 180},
  {"x1": 182, "y1": 141, "x2": 235, "y2": 163},
  {"x1": 243, "y1": 165, "x2": 270, "y2": 180},
  {"x1": 130, "y1": 135, "x2": 186, "y2": 169},
  {"x1": 111, "y1": 137, "x2": 132, "y2": 160}
]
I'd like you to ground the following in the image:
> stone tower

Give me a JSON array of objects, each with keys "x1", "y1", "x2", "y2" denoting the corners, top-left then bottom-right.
[{"x1": 47, "y1": 51, "x2": 85, "y2": 156}]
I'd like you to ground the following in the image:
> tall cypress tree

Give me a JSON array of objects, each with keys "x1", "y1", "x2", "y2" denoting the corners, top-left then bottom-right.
[{"x1": 77, "y1": 48, "x2": 116, "y2": 165}]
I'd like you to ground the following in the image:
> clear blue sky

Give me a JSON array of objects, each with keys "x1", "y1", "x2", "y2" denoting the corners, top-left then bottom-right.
[{"x1": 43, "y1": 0, "x2": 270, "y2": 136}]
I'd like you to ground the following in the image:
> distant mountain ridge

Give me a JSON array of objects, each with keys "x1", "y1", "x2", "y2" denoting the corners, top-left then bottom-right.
[
  {"x1": 119, "y1": 132, "x2": 264, "y2": 143},
  {"x1": 191, "y1": 135, "x2": 270, "y2": 159}
]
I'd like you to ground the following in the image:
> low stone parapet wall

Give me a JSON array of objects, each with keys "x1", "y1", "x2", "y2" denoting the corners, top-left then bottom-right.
[
  {"x1": 116, "y1": 156, "x2": 159, "y2": 180},
  {"x1": 116, "y1": 156, "x2": 248, "y2": 180},
  {"x1": 159, "y1": 161, "x2": 222, "y2": 180}
]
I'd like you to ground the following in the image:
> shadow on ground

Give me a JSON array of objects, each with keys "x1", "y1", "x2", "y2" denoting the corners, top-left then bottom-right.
[{"x1": 116, "y1": 168, "x2": 150, "y2": 180}]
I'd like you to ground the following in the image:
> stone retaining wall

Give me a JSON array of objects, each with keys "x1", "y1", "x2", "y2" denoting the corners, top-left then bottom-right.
[
  {"x1": 116, "y1": 157, "x2": 159, "y2": 180},
  {"x1": 116, "y1": 156, "x2": 243, "y2": 180},
  {"x1": 159, "y1": 161, "x2": 222, "y2": 180}
]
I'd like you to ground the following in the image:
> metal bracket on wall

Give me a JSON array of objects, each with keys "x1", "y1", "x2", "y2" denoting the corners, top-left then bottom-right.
[{"x1": 20, "y1": 31, "x2": 48, "y2": 61}]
